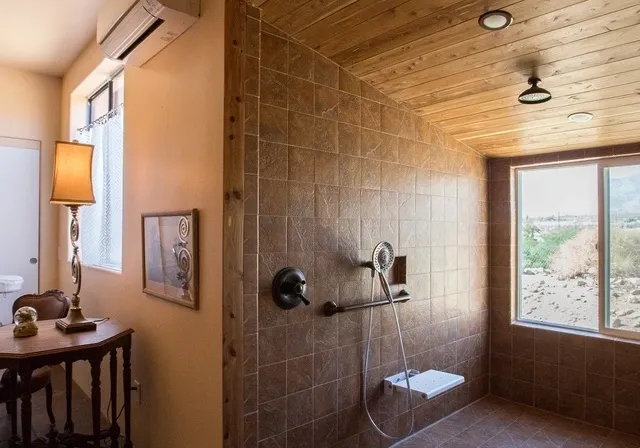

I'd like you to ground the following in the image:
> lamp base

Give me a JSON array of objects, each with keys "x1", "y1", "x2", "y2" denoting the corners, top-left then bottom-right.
[{"x1": 56, "y1": 308, "x2": 96, "y2": 334}]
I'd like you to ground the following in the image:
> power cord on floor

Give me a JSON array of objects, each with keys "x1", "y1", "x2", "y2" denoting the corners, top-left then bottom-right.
[
  {"x1": 105, "y1": 397, "x2": 126, "y2": 425},
  {"x1": 100, "y1": 435, "x2": 126, "y2": 447}
]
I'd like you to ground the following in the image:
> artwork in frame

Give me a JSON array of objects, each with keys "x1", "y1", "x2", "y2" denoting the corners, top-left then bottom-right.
[{"x1": 141, "y1": 209, "x2": 199, "y2": 309}]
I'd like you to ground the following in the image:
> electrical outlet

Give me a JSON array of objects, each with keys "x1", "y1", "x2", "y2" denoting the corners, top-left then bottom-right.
[{"x1": 133, "y1": 380, "x2": 142, "y2": 405}]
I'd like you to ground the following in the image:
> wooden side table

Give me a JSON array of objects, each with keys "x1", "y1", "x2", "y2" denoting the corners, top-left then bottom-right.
[{"x1": 0, "y1": 320, "x2": 134, "y2": 447}]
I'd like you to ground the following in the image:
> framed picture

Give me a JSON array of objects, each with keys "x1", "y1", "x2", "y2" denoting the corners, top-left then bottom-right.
[{"x1": 141, "y1": 209, "x2": 199, "y2": 309}]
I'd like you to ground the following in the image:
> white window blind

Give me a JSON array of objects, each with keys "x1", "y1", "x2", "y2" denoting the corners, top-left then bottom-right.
[{"x1": 76, "y1": 106, "x2": 124, "y2": 271}]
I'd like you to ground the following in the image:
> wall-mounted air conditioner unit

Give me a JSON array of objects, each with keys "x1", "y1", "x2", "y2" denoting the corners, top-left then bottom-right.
[{"x1": 97, "y1": 0, "x2": 200, "y2": 67}]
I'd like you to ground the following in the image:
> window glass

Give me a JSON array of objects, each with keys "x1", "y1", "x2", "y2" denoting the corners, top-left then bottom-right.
[
  {"x1": 518, "y1": 164, "x2": 599, "y2": 330},
  {"x1": 78, "y1": 72, "x2": 124, "y2": 272},
  {"x1": 90, "y1": 87, "x2": 110, "y2": 122},
  {"x1": 604, "y1": 164, "x2": 640, "y2": 332}
]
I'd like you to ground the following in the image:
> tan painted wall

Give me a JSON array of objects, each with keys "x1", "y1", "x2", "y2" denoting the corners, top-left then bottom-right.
[
  {"x1": 58, "y1": 0, "x2": 225, "y2": 445},
  {"x1": 0, "y1": 65, "x2": 61, "y2": 293}
]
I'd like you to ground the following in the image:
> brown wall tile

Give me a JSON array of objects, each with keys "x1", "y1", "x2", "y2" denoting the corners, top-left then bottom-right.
[
  {"x1": 260, "y1": 68, "x2": 287, "y2": 108},
  {"x1": 288, "y1": 76, "x2": 314, "y2": 114},
  {"x1": 314, "y1": 54, "x2": 339, "y2": 88},
  {"x1": 244, "y1": 14, "x2": 490, "y2": 446},
  {"x1": 339, "y1": 91, "x2": 361, "y2": 126},
  {"x1": 289, "y1": 41, "x2": 313, "y2": 80},
  {"x1": 260, "y1": 104, "x2": 287, "y2": 143},
  {"x1": 314, "y1": 117, "x2": 338, "y2": 153},
  {"x1": 261, "y1": 31, "x2": 287, "y2": 72}
]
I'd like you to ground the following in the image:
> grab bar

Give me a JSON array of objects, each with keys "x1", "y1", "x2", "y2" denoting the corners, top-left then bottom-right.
[{"x1": 323, "y1": 290, "x2": 411, "y2": 316}]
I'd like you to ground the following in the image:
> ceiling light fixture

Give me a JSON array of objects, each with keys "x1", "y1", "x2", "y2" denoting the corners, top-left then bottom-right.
[
  {"x1": 478, "y1": 10, "x2": 514, "y2": 30},
  {"x1": 518, "y1": 77, "x2": 552, "y2": 105},
  {"x1": 568, "y1": 112, "x2": 594, "y2": 123}
]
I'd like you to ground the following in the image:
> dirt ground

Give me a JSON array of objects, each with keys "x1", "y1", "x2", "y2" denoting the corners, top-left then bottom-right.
[{"x1": 521, "y1": 271, "x2": 640, "y2": 332}]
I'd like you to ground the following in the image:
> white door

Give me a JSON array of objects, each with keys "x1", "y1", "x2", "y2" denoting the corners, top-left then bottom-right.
[{"x1": 0, "y1": 144, "x2": 39, "y2": 324}]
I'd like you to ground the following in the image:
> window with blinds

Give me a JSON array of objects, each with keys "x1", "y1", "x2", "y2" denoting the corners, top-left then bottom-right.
[{"x1": 76, "y1": 71, "x2": 124, "y2": 271}]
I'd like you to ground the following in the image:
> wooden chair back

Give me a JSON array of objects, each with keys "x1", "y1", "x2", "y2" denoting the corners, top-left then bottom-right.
[{"x1": 13, "y1": 289, "x2": 71, "y2": 321}]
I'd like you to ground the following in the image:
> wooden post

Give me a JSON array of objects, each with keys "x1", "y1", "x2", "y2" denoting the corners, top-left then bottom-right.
[
  {"x1": 9, "y1": 370, "x2": 17, "y2": 444},
  {"x1": 110, "y1": 349, "x2": 119, "y2": 447},
  {"x1": 90, "y1": 357, "x2": 102, "y2": 448},
  {"x1": 65, "y1": 361, "x2": 74, "y2": 433},
  {"x1": 222, "y1": 0, "x2": 246, "y2": 447},
  {"x1": 123, "y1": 335, "x2": 133, "y2": 448},
  {"x1": 19, "y1": 365, "x2": 33, "y2": 448}
]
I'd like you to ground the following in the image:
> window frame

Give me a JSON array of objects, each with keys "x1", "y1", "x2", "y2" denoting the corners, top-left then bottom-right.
[
  {"x1": 78, "y1": 70, "x2": 124, "y2": 273},
  {"x1": 514, "y1": 157, "x2": 640, "y2": 341},
  {"x1": 87, "y1": 70, "x2": 122, "y2": 123},
  {"x1": 597, "y1": 155, "x2": 640, "y2": 341}
]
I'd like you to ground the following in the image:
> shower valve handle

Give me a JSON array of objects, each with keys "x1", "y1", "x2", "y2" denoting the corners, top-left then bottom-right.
[
  {"x1": 294, "y1": 281, "x2": 310, "y2": 306},
  {"x1": 272, "y1": 267, "x2": 310, "y2": 310}
]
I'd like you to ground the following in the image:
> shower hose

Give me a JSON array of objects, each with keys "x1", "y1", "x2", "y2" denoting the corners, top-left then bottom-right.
[{"x1": 362, "y1": 270, "x2": 415, "y2": 440}]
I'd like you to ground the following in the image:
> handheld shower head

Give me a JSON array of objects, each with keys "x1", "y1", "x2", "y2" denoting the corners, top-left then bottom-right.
[
  {"x1": 363, "y1": 240, "x2": 415, "y2": 439},
  {"x1": 372, "y1": 241, "x2": 395, "y2": 274}
]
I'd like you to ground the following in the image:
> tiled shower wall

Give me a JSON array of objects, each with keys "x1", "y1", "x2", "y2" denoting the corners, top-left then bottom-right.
[
  {"x1": 241, "y1": 5, "x2": 490, "y2": 447},
  {"x1": 488, "y1": 146, "x2": 640, "y2": 436}
]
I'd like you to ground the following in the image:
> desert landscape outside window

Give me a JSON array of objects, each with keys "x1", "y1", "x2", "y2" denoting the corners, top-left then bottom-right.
[{"x1": 517, "y1": 159, "x2": 640, "y2": 338}]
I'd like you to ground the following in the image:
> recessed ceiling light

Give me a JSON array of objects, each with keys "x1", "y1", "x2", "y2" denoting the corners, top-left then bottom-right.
[
  {"x1": 568, "y1": 112, "x2": 594, "y2": 123},
  {"x1": 518, "y1": 77, "x2": 552, "y2": 105},
  {"x1": 479, "y1": 10, "x2": 514, "y2": 30}
]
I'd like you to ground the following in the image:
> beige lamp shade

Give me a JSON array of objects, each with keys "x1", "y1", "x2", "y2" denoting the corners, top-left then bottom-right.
[{"x1": 50, "y1": 141, "x2": 96, "y2": 206}]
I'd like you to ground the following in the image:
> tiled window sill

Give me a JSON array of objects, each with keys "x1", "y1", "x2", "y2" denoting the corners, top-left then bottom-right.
[{"x1": 511, "y1": 320, "x2": 640, "y2": 347}]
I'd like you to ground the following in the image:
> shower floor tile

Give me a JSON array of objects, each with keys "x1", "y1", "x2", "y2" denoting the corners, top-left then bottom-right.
[{"x1": 395, "y1": 396, "x2": 640, "y2": 448}]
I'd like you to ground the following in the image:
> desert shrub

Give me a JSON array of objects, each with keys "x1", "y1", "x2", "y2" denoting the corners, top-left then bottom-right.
[
  {"x1": 522, "y1": 222, "x2": 579, "y2": 270},
  {"x1": 549, "y1": 228, "x2": 597, "y2": 279},
  {"x1": 549, "y1": 227, "x2": 640, "y2": 279},
  {"x1": 610, "y1": 228, "x2": 640, "y2": 278}
]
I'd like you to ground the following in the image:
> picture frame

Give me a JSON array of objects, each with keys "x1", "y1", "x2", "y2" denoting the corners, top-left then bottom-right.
[{"x1": 141, "y1": 209, "x2": 199, "y2": 310}]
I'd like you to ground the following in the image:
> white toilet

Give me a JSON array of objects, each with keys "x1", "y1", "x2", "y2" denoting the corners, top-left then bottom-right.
[{"x1": 0, "y1": 275, "x2": 24, "y2": 295}]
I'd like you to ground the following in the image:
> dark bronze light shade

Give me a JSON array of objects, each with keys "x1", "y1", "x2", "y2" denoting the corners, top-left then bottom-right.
[{"x1": 518, "y1": 77, "x2": 552, "y2": 105}]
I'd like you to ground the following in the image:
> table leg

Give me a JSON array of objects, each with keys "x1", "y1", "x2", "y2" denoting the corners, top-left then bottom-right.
[
  {"x1": 90, "y1": 358, "x2": 102, "y2": 448},
  {"x1": 110, "y1": 349, "x2": 119, "y2": 447},
  {"x1": 64, "y1": 361, "x2": 74, "y2": 434},
  {"x1": 123, "y1": 337, "x2": 132, "y2": 448},
  {"x1": 9, "y1": 370, "x2": 17, "y2": 445},
  {"x1": 19, "y1": 366, "x2": 33, "y2": 448}
]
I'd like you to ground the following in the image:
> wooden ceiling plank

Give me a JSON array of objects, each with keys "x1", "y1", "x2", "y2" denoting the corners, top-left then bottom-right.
[
  {"x1": 401, "y1": 41, "x2": 640, "y2": 110},
  {"x1": 347, "y1": 0, "x2": 585, "y2": 77},
  {"x1": 484, "y1": 136, "x2": 640, "y2": 157},
  {"x1": 271, "y1": 0, "x2": 359, "y2": 35},
  {"x1": 424, "y1": 79, "x2": 640, "y2": 123},
  {"x1": 424, "y1": 81, "x2": 640, "y2": 127},
  {"x1": 372, "y1": 6, "x2": 640, "y2": 95},
  {"x1": 293, "y1": 0, "x2": 410, "y2": 45},
  {"x1": 309, "y1": 0, "x2": 467, "y2": 57},
  {"x1": 473, "y1": 122, "x2": 640, "y2": 151},
  {"x1": 454, "y1": 98, "x2": 640, "y2": 140},
  {"x1": 392, "y1": 21, "x2": 640, "y2": 107},
  {"x1": 446, "y1": 94, "x2": 640, "y2": 135},
  {"x1": 447, "y1": 94, "x2": 640, "y2": 138},
  {"x1": 467, "y1": 112, "x2": 640, "y2": 146},
  {"x1": 259, "y1": 0, "x2": 314, "y2": 24},
  {"x1": 412, "y1": 59, "x2": 640, "y2": 116},
  {"x1": 253, "y1": 0, "x2": 640, "y2": 156},
  {"x1": 483, "y1": 133, "x2": 640, "y2": 155},
  {"x1": 329, "y1": 0, "x2": 519, "y2": 64},
  {"x1": 386, "y1": 27, "x2": 640, "y2": 110}
]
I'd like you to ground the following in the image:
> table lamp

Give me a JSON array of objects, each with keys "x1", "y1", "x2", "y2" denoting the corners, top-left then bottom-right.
[{"x1": 50, "y1": 141, "x2": 97, "y2": 333}]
